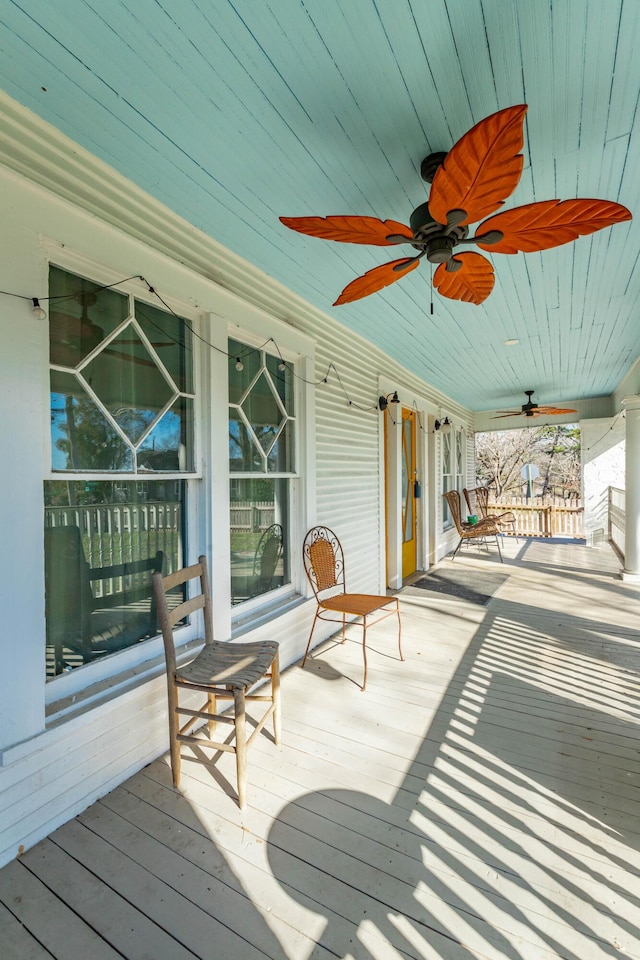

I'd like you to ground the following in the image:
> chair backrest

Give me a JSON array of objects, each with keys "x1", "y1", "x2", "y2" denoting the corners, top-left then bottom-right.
[
  {"x1": 473, "y1": 486, "x2": 491, "y2": 518},
  {"x1": 463, "y1": 487, "x2": 476, "y2": 516},
  {"x1": 253, "y1": 523, "x2": 283, "y2": 592},
  {"x1": 302, "y1": 526, "x2": 346, "y2": 599},
  {"x1": 152, "y1": 555, "x2": 213, "y2": 673},
  {"x1": 442, "y1": 490, "x2": 465, "y2": 535}
]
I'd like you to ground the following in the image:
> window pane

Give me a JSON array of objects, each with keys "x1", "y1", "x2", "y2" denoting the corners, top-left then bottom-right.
[
  {"x1": 135, "y1": 300, "x2": 193, "y2": 393},
  {"x1": 84, "y1": 326, "x2": 175, "y2": 443},
  {"x1": 266, "y1": 420, "x2": 293, "y2": 472},
  {"x1": 137, "y1": 397, "x2": 194, "y2": 472},
  {"x1": 44, "y1": 480, "x2": 185, "y2": 679},
  {"x1": 229, "y1": 413, "x2": 263, "y2": 472},
  {"x1": 266, "y1": 353, "x2": 294, "y2": 412},
  {"x1": 228, "y1": 338, "x2": 260, "y2": 404},
  {"x1": 49, "y1": 265, "x2": 129, "y2": 368},
  {"x1": 230, "y1": 478, "x2": 289, "y2": 605},
  {"x1": 51, "y1": 370, "x2": 134, "y2": 471}
]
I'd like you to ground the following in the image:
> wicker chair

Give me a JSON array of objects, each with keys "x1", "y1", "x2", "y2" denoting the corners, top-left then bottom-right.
[
  {"x1": 301, "y1": 526, "x2": 403, "y2": 691},
  {"x1": 443, "y1": 490, "x2": 503, "y2": 563},
  {"x1": 464, "y1": 485, "x2": 518, "y2": 540},
  {"x1": 152, "y1": 555, "x2": 280, "y2": 808}
]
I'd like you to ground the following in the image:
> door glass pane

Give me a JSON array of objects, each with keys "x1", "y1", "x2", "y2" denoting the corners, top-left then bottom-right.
[
  {"x1": 44, "y1": 479, "x2": 185, "y2": 679},
  {"x1": 230, "y1": 478, "x2": 289, "y2": 605},
  {"x1": 402, "y1": 419, "x2": 411, "y2": 542}
]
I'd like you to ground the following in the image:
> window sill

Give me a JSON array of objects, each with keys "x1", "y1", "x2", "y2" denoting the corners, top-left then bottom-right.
[{"x1": 231, "y1": 591, "x2": 305, "y2": 638}]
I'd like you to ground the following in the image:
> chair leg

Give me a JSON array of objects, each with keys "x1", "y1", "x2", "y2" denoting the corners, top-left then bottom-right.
[
  {"x1": 341, "y1": 613, "x2": 347, "y2": 643},
  {"x1": 234, "y1": 687, "x2": 248, "y2": 809},
  {"x1": 495, "y1": 535, "x2": 503, "y2": 563},
  {"x1": 167, "y1": 677, "x2": 181, "y2": 788},
  {"x1": 451, "y1": 537, "x2": 462, "y2": 560},
  {"x1": 271, "y1": 651, "x2": 281, "y2": 745},
  {"x1": 301, "y1": 607, "x2": 321, "y2": 667},
  {"x1": 361, "y1": 619, "x2": 368, "y2": 692},
  {"x1": 207, "y1": 692, "x2": 216, "y2": 738},
  {"x1": 396, "y1": 602, "x2": 404, "y2": 662}
]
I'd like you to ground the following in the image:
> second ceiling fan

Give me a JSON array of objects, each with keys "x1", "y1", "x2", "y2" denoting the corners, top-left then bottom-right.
[
  {"x1": 280, "y1": 104, "x2": 631, "y2": 306},
  {"x1": 492, "y1": 390, "x2": 577, "y2": 420}
]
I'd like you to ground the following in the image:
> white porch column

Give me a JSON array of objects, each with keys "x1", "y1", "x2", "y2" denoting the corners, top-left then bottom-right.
[{"x1": 622, "y1": 395, "x2": 640, "y2": 581}]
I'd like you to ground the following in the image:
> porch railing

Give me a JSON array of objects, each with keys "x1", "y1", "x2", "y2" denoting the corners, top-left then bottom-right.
[
  {"x1": 489, "y1": 496, "x2": 584, "y2": 539},
  {"x1": 608, "y1": 486, "x2": 625, "y2": 558}
]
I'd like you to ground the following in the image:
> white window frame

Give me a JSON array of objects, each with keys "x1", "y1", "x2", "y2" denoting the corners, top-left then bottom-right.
[
  {"x1": 223, "y1": 321, "x2": 314, "y2": 633},
  {"x1": 43, "y1": 249, "x2": 204, "y2": 707}
]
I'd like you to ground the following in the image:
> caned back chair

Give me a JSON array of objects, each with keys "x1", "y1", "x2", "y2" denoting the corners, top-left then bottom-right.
[
  {"x1": 463, "y1": 486, "x2": 518, "y2": 540},
  {"x1": 302, "y1": 526, "x2": 403, "y2": 691},
  {"x1": 152, "y1": 555, "x2": 280, "y2": 808},
  {"x1": 443, "y1": 490, "x2": 503, "y2": 562}
]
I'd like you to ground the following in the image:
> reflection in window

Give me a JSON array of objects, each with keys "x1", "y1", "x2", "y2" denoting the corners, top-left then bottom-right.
[
  {"x1": 45, "y1": 266, "x2": 195, "y2": 680},
  {"x1": 49, "y1": 266, "x2": 194, "y2": 474},
  {"x1": 44, "y1": 480, "x2": 185, "y2": 679},
  {"x1": 229, "y1": 339, "x2": 295, "y2": 606}
]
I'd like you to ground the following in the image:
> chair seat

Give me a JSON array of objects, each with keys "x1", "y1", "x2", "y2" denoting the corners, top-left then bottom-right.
[
  {"x1": 320, "y1": 593, "x2": 396, "y2": 617},
  {"x1": 176, "y1": 639, "x2": 280, "y2": 689}
]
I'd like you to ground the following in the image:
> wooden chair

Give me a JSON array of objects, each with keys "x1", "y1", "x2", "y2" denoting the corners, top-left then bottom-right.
[
  {"x1": 464, "y1": 486, "x2": 518, "y2": 540},
  {"x1": 443, "y1": 490, "x2": 504, "y2": 563},
  {"x1": 152, "y1": 555, "x2": 280, "y2": 808},
  {"x1": 301, "y1": 526, "x2": 403, "y2": 691}
]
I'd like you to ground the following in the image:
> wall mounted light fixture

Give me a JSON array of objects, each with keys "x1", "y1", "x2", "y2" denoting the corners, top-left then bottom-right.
[
  {"x1": 434, "y1": 416, "x2": 451, "y2": 431},
  {"x1": 378, "y1": 390, "x2": 399, "y2": 411}
]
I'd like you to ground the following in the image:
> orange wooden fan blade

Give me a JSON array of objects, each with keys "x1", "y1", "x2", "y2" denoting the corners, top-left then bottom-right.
[
  {"x1": 476, "y1": 199, "x2": 632, "y2": 253},
  {"x1": 334, "y1": 257, "x2": 420, "y2": 305},
  {"x1": 428, "y1": 105, "x2": 527, "y2": 227},
  {"x1": 279, "y1": 215, "x2": 413, "y2": 245},
  {"x1": 433, "y1": 252, "x2": 495, "y2": 304},
  {"x1": 535, "y1": 406, "x2": 578, "y2": 415}
]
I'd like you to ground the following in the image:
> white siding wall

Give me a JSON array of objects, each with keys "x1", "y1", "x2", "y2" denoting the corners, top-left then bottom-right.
[
  {"x1": 0, "y1": 106, "x2": 473, "y2": 867},
  {"x1": 581, "y1": 417, "x2": 626, "y2": 545}
]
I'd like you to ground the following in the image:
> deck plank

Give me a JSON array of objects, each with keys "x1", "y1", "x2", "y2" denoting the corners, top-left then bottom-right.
[
  {"x1": 1, "y1": 540, "x2": 639, "y2": 959},
  {"x1": 0, "y1": 901, "x2": 54, "y2": 960}
]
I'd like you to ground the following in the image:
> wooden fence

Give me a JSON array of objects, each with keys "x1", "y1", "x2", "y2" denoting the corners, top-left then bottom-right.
[
  {"x1": 490, "y1": 496, "x2": 584, "y2": 539},
  {"x1": 230, "y1": 501, "x2": 275, "y2": 533}
]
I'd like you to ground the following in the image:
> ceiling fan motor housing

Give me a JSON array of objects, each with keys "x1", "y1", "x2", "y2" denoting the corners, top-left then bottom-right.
[{"x1": 409, "y1": 202, "x2": 469, "y2": 262}]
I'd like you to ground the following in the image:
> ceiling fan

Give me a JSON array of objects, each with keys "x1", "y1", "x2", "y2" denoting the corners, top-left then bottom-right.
[
  {"x1": 492, "y1": 390, "x2": 577, "y2": 419},
  {"x1": 280, "y1": 104, "x2": 631, "y2": 306}
]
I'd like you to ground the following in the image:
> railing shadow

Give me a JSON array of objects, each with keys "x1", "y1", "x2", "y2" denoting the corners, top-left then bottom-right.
[{"x1": 266, "y1": 596, "x2": 640, "y2": 958}]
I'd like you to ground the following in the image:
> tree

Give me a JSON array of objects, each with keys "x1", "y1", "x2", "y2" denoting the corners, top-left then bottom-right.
[{"x1": 475, "y1": 425, "x2": 581, "y2": 499}]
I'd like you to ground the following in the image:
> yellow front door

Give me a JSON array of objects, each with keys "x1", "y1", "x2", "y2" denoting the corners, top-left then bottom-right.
[{"x1": 401, "y1": 409, "x2": 417, "y2": 578}]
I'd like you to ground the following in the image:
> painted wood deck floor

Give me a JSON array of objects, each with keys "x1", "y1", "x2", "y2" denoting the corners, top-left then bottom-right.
[{"x1": 2, "y1": 538, "x2": 640, "y2": 960}]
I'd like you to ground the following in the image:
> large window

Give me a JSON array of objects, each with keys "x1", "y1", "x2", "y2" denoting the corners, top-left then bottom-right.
[
  {"x1": 442, "y1": 427, "x2": 464, "y2": 527},
  {"x1": 228, "y1": 338, "x2": 295, "y2": 606},
  {"x1": 44, "y1": 266, "x2": 194, "y2": 678}
]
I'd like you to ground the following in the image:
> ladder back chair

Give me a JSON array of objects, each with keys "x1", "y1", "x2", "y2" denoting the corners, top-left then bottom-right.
[
  {"x1": 152, "y1": 555, "x2": 281, "y2": 808},
  {"x1": 443, "y1": 490, "x2": 504, "y2": 563},
  {"x1": 302, "y1": 526, "x2": 403, "y2": 691},
  {"x1": 464, "y1": 486, "x2": 518, "y2": 540}
]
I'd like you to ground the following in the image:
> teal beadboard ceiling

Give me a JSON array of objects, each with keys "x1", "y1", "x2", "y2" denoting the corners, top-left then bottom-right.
[{"x1": 0, "y1": 0, "x2": 638, "y2": 412}]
